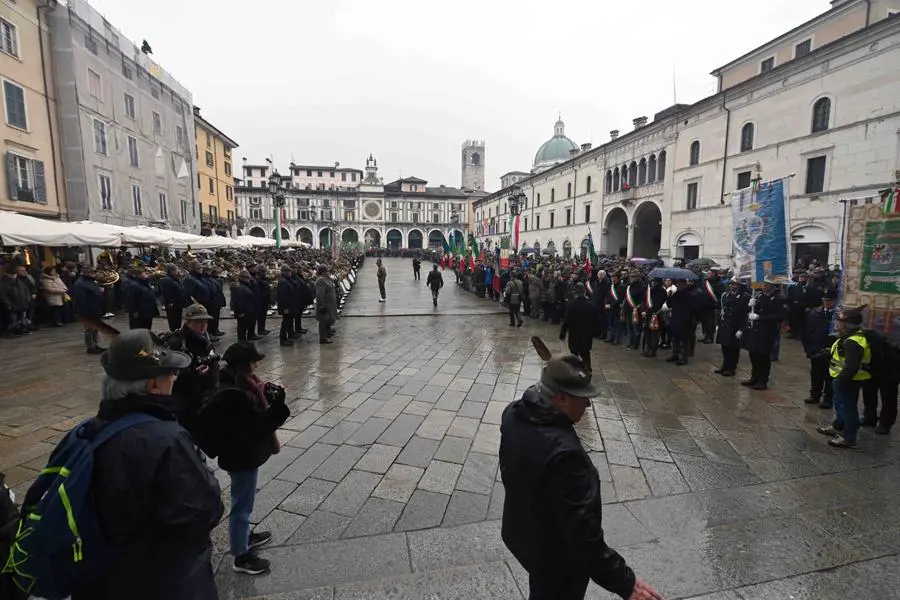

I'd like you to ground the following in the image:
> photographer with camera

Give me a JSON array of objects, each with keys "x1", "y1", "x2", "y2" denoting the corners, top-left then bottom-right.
[
  {"x1": 166, "y1": 304, "x2": 220, "y2": 436},
  {"x1": 195, "y1": 342, "x2": 290, "y2": 576}
]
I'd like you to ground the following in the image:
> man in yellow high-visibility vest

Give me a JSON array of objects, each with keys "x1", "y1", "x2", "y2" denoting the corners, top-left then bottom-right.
[{"x1": 816, "y1": 306, "x2": 870, "y2": 448}]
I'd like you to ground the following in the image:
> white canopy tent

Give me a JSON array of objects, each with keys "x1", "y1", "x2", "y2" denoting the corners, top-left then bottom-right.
[{"x1": 0, "y1": 211, "x2": 121, "y2": 247}]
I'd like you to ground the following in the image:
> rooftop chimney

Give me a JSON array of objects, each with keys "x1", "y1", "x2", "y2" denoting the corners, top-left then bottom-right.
[
  {"x1": 569, "y1": 148, "x2": 580, "y2": 157},
  {"x1": 633, "y1": 116, "x2": 648, "y2": 129},
  {"x1": 610, "y1": 130, "x2": 619, "y2": 141},
  {"x1": 581, "y1": 143, "x2": 592, "y2": 152}
]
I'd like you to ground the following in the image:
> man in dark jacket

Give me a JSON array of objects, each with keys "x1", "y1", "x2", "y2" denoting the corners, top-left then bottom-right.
[
  {"x1": 291, "y1": 268, "x2": 312, "y2": 337},
  {"x1": 315, "y1": 267, "x2": 338, "y2": 344},
  {"x1": 426, "y1": 264, "x2": 443, "y2": 307},
  {"x1": 167, "y1": 304, "x2": 220, "y2": 437},
  {"x1": 715, "y1": 279, "x2": 750, "y2": 376},
  {"x1": 700, "y1": 270, "x2": 725, "y2": 343},
  {"x1": 560, "y1": 283, "x2": 596, "y2": 371},
  {"x1": 740, "y1": 278, "x2": 787, "y2": 390},
  {"x1": 158, "y1": 265, "x2": 184, "y2": 332},
  {"x1": 0, "y1": 267, "x2": 31, "y2": 335},
  {"x1": 276, "y1": 266, "x2": 296, "y2": 346},
  {"x1": 664, "y1": 280, "x2": 695, "y2": 366},
  {"x1": 182, "y1": 261, "x2": 211, "y2": 313},
  {"x1": 499, "y1": 353, "x2": 661, "y2": 600},
  {"x1": 253, "y1": 266, "x2": 272, "y2": 336},
  {"x1": 71, "y1": 328, "x2": 223, "y2": 600},
  {"x1": 641, "y1": 278, "x2": 668, "y2": 358},
  {"x1": 125, "y1": 269, "x2": 159, "y2": 330},
  {"x1": 72, "y1": 266, "x2": 106, "y2": 353},
  {"x1": 801, "y1": 289, "x2": 837, "y2": 408},
  {"x1": 207, "y1": 267, "x2": 227, "y2": 338},
  {"x1": 230, "y1": 270, "x2": 258, "y2": 342},
  {"x1": 603, "y1": 272, "x2": 625, "y2": 344},
  {"x1": 412, "y1": 257, "x2": 421, "y2": 281}
]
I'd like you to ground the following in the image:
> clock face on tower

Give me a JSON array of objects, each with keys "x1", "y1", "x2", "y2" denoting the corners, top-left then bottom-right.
[{"x1": 364, "y1": 201, "x2": 381, "y2": 219}]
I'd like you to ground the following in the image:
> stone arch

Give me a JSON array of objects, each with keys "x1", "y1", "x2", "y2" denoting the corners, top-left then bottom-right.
[
  {"x1": 674, "y1": 230, "x2": 703, "y2": 260},
  {"x1": 811, "y1": 95, "x2": 833, "y2": 133},
  {"x1": 546, "y1": 240, "x2": 556, "y2": 254},
  {"x1": 605, "y1": 207, "x2": 628, "y2": 257},
  {"x1": 613, "y1": 168, "x2": 620, "y2": 191},
  {"x1": 341, "y1": 228, "x2": 359, "y2": 244},
  {"x1": 689, "y1": 140, "x2": 701, "y2": 165},
  {"x1": 628, "y1": 162, "x2": 637, "y2": 186},
  {"x1": 273, "y1": 227, "x2": 289, "y2": 240},
  {"x1": 364, "y1": 228, "x2": 381, "y2": 248},
  {"x1": 249, "y1": 226, "x2": 266, "y2": 238},
  {"x1": 658, "y1": 150, "x2": 667, "y2": 181},
  {"x1": 296, "y1": 227, "x2": 313, "y2": 245},
  {"x1": 428, "y1": 229, "x2": 446, "y2": 250},
  {"x1": 791, "y1": 223, "x2": 834, "y2": 267},
  {"x1": 319, "y1": 227, "x2": 334, "y2": 249},
  {"x1": 407, "y1": 228, "x2": 424, "y2": 249},
  {"x1": 386, "y1": 228, "x2": 403, "y2": 249},
  {"x1": 562, "y1": 239, "x2": 573, "y2": 259},
  {"x1": 632, "y1": 201, "x2": 662, "y2": 259},
  {"x1": 605, "y1": 170, "x2": 612, "y2": 193},
  {"x1": 638, "y1": 158, "x2": 647, "y2": 185}
]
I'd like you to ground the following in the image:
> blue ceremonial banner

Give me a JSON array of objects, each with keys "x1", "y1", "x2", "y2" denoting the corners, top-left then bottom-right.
[{"x1": 731, "y1": 178, "x2": 791, "y2": 286}]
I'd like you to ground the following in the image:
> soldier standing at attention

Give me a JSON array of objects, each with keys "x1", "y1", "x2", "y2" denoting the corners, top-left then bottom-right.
[{"x1": 376, "y1": 258, "x2": 387, "y2": 303}]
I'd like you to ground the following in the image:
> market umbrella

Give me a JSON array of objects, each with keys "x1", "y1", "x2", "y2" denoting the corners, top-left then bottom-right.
[
  {"x1": 686, "y1": 257, "x2": 720, "y2": 269},
  {"x1": 648, "y1": 267, "x2": 701, "y2": 280}
]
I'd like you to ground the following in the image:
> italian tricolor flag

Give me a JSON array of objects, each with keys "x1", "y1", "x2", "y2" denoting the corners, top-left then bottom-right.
[{"x1": 882, "y1": 187, "x2": 900, "y2": 214}]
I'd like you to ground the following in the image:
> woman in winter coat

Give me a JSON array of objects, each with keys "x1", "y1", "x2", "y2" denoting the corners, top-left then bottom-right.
[
  {"x1": 40, "y1": 267, "x2": 69, "y2": 326},
  {"x1": 197, "y1": 342, "x2": 289, "y2": 576}
]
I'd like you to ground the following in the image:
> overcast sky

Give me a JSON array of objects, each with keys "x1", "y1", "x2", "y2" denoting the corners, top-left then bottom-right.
[{"x1": 87, "y1": 0, "x2": 827, "y2": 191}]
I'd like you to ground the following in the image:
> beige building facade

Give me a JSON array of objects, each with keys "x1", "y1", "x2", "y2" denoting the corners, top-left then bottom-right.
[
  {"x1": 194, "y1": 106, "x2": 238, "y2": 235},
  {"x1": 1, "y1": 0, "x2": 65, "y2": 218}
]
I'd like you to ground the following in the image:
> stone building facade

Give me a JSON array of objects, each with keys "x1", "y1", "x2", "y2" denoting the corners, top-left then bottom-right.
[
  {"x1": 460, "y1": 140, "x2": 484, "y2": 192},
  {"x1": 473, "y1": 5, "x2": 900, "y2": 267}
]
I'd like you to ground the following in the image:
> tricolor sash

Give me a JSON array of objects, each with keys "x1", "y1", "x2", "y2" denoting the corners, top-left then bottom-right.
[
  {"x1": 704, "y1": 280, "x2": 717, "y2": 303},
  {"x1": 626, "y1": 286, "x2": 637, "y2": 309},
  {"x1": 610, "y1": 285, "x2": 620, "y2": 303},
  {"x1": 645, "y1": 285, "x2": 653, "y2": 310}
]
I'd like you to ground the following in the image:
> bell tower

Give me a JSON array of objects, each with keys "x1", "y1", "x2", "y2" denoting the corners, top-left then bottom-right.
[{"x1": 461, "y1": 140, "x2": 485, "y2": 192}]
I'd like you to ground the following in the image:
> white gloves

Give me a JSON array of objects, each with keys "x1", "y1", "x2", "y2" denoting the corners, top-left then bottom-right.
[
  {"x1": 660, "y1": 302, "x2": 669, "y2": 312},
  {"x1": 748, "y1": 298, "x2": 756, "y2": 308},
  {"x1": 736, "y1": 330, "x2": 743, "y2": 339},
  {"x1": 748, "y1": 312, "x2": 759, "y2": 321}
]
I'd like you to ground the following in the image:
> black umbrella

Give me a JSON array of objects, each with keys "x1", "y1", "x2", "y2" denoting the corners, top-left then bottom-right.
[
  {"x1": 686, "y1": 258, "x2": 720, "y2": 269},
  {"x1": 648, "y1": 267, "x2": 701, "y2": 280}
]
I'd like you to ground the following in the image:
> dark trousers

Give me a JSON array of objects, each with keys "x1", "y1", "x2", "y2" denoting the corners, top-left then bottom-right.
[
  {"x1": 294, "y1": 314, "x2": 305, "y2": 334},
  {"x1": 749, "y1": 351, "x2": 772, "y2": 385},
  {"x1": 476, "y1": 284, "x2": 485, "y2": 298},
  {"x1": 129, "y1": 316, "x2": 153, "y2": 330},
  {"x1": 318, "y1": 318, "x2": 332, "y2": 342},
  {"x1": 701, "y1": 310, "x2": 716, "y2": 341},
  {"x1": 523, "y1": 296, "x2": 531, "y2": 316},
  {"x1": 569, "y1": 340, "x2": 592, "y2": 372},
  {"x1": 257, "y1": 310, "x2": 268, "y2": 333},
  {"x1": 280, "y1": 314, "x2": 293, "y2": 341},
  {"x1": 378, "y1": 280, "x2": 386, "y2": 299},
  {"x1": 413, "y1": 269, "x2": 420, "y2": 280},
  {"x1": 810, "y1": 354, "x2": 833, "y2": 402},
  {"x1": 528, "y1": 572, "x2": 589, "y2": 600},
  {"x1": 643, "y1": 326, "x2": 659, "y2": 355},
  {"x1": 863, "y1": 377, "x2": 898, "y2": 429},
  {"x1": 671, "y1": 334, "x2": 688, "y2": 362},
  {"x1": 167, "y1": 310, "x2": 182, "y2": 332},
  {"x1": 659, "y1": 321, "x2": 670, "y2": 346},
  {"x1": 720, "y1": 345, "x2": 740, "y2": 372},
  {"x1": 209, "y1": 306, "x2": 221, "y2": 334},
  {"x1": 509, "y1": 303, "x2": 522, "y2": 326},
  {"x1": 236, "y1": 317, "x2": 252, "y2": 342}
]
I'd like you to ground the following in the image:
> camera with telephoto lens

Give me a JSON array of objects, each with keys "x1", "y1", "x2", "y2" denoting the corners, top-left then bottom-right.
[
  {"x1": 264, "y1": 382, "x2": 286, "y2": 405},
  {"x1": 194, "y1": 353, "x2": 221, "y2": 369}
]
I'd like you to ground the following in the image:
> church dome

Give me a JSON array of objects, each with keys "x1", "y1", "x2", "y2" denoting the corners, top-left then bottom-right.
[{"x1": 533, "y1": 117, "x2": 579, "y2": 172}]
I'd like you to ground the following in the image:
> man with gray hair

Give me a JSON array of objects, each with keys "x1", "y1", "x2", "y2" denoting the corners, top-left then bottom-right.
[{"x1": 72, "y1": 329, "x2": 224, "y2": 599}]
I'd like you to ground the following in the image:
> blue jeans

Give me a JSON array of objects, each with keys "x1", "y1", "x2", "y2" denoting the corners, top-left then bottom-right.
[
  {"x1": 229, "y1": 468, "x2": 258, "y2": 557},
  {"x1": 832, "y1": 379, "x2": 862, "y2": 442},
  {"x1": 606, "y1": 314, "x2": 623, "y2": 342},
  {"x1": 8, "y1": 310, "x2": 26, "y2": 330}
]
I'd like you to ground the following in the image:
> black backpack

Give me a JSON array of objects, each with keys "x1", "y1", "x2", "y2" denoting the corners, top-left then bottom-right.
[{"x1": 0, "y1": 472, "x2": 25, "y2": 600}]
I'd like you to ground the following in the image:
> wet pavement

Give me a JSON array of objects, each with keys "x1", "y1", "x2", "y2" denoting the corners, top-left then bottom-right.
[{"x1": 0, "y1": 256, "x2": 898, "y2": 599}]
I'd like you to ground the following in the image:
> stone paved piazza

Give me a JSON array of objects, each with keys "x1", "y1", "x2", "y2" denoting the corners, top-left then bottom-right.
[{"x1": 1, "y1": 257, "x2": 898, "y2": 599}]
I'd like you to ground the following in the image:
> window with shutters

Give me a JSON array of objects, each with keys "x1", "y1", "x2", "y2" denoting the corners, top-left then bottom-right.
[
  {"x1": 93, "y1": 119, "x2": 107, "y2": 155},
  {"x1": 208, "y1": 177, "x2": 214, "y2": 194},
  {"x1": 158, "y1": 192, "x2": 168, "y2": 221},
  {"x1": 760, "y1": 57, "x2": 775, "y2": 74},
  {"x1": 132, "y1": 184, "x2": 143, "y2": 215},
  {"x1": 3, "y1": 80, "x2": 27, "y2": 130},
  {"x1": 127, "y1": 136, "x2": 139, "y2": 167},
  {"x1": 205, "y1": 151, "x2": 214, "y2": 168},
  {"x1": 87, "y1": 69, "x2": 101, "y2": 99},
  {"x1": 795, "y1": 39, "x2": 812, "y2": 58},
  {"x1": 152, "y1": 112, "x2": 161, "y2": 135},
  {"x1": 0, "y1": 19, "x2": 18, "y2": 57},
  {"x1": 250, "y1": 207, "x2": 262, "y2": 219},
  {"x1": 98, "y1": 172, "x2": 112, "y2": 210},
  {"x1": 226, "y1": 185, "x2": 233, "y2": 201},
  {"x1": 6, "y1": 154, "x2": 35, "y2": 202},
  {"x1": 175, "y1": 125, "x2": 185, "y2": 149},
  {"x1": 124, "y1": 93, "x2": 135, "y2": 119}
]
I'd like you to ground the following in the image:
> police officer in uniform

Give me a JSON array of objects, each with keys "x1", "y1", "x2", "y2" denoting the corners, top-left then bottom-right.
[
  {"x1": 816, "y1": 306, "x2": 871, "y2": 448},
  {"x1": 801, "y1": 289, "x2": 837, "y2": 408},
  {"x1": 740, "y1": 278, "x2": 786, "y2": 390},
  {"x1": 641, "y1": 278, "x2": 667, "y2": 358},
  {"x1": 715, "y1": 279, "x2": 750, "y2": 377}
]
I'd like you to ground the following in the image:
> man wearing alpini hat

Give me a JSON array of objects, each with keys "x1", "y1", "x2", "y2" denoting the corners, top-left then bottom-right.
[{"x1": 499, "y1": 348, "x2": 661, "y2": 600}]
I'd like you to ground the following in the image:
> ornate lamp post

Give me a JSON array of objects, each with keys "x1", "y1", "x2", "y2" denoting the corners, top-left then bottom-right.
[
  {"x1": 267, "y1": 172, "x2": 286, "y2": 248},
  {"x1": 507, "y1": 186, "x2": 526, "y2": 252}
]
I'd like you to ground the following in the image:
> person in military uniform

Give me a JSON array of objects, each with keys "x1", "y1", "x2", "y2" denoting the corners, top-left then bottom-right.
[
  {"x1": 158, "y1": 264, "x2": 184, "y2": 332},
  {"x1": 560, "y1": 283, "x2": 597, "y2": 371},
  {"x1": 426, "y1": 264, "x2": 444, "y2": 307},
  {"x1": 786, "y1": 271, "x2": 809, "y2": 337},
  {"x1": 740, "y1": 278, "x2": 786, "y2": 390},
  {"x1": 816, "y1": 306, "x2": 872, "y2": 448},
  {"x1": 376, "y1": 258, "x2": 387, "y2": 302},
  {"x1": 700, "y1": 269, "x2": 726, "y2": 344},
  {"x1": 291, "y1": 266, "x2": 312, "y2": 337},
  {"x1": 603, "y1": 272, "x2": 625, "y2": 345},
  {"x1": 499, "y1": 351, "x2": 661, "y2": 600},
  {"x1": 412, "y1": 256, "x2": 421, "y2": 281},
  {"x1": 315, "y1": 266, "x2": 338, "y2": 344},
  {"x1": 276, "y1": 266, "x2": 297, "y2": 347},
  {"x1": 715, "y1": 279, "x2": 750, "y2": 377},
  {"x1": 230, "y1": 269, "x2": 258, "y2": 343},
  {"x1": 253, "y1": 265, "x2": 272, "y2": 336},
  {"x1": 504, "y1": 272, "x2": 525, "y2": 327},
  {"x1": 801, "y1": 289, "x2": 837, "y2": 408},
  {"x1": 641, "y1": 278, "x2": 667, "y2": 358}
]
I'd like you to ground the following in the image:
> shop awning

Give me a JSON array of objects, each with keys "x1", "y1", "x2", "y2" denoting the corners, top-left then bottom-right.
[{"x1": 0, "y1": 211, "x2": 122, "y2": 247}]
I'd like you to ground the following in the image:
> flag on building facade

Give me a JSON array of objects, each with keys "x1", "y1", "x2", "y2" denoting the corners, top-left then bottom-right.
[{"x1": 881, "y1": 187, "x2": 899, "y2": 214}]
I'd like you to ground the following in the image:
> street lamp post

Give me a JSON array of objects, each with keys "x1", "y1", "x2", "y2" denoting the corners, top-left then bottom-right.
[
  {"x1": 507, "y1": 186, "x2": 526, "y2": 253},
  {"x1": 267, "y1": 172, "x2": 286, "y2": 248}
]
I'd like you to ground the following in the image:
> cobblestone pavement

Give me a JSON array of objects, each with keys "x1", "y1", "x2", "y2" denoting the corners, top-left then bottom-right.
[{"x1": 1, "y1": 257, "x2": 898, "y2": 599}]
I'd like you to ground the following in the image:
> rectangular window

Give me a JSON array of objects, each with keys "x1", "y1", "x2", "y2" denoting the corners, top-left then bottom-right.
[
  {"x1": 210, "y1": 205, "x2": 217, "y2": 220},
  {"x1": 175, "y1": 125, "x2": 185, "y2": 148},
  {"x1": 412, "y1": 213, "x2": 419, "y2": 223},
  {"x1": 84, "y1": 31, "x2": 97, "y2": 55},
  {"x1": 88, "y1": 69, "x2": 101, "y2": 99},
  {"x1": 584, "y1": 204, "x2": 591, "y2": 222},
  {"x1": 3, "y1": 80, "x2": 27, "y2": 130},
  {"x1": 250, "y1": 207, "x2": 262, "y2": 219},
  {"x1": 121, "y1": 57, "x2": 132, "y2": 80},
  {"x1": 224, "y1": 162, "x2": 232, "y2": 176},
  {"x1": 760, "y1": 57, "x2": 775, "y2": 74},
  {"x1": 205, "y1": 131, "x2": 211, "y2": 148},
  {"x1": 227, "y1": 210, "x2": 234, "y2": 222},
  {"x1": 197, "y1": 173, "x2": 201, "y2": 190},
  {"x1": 158, "y1": 192, "x2": 168, "y2": 221},
  {"x1": 124, "y1": 93, "x2": 136, "y2": 119},
  {"x1": 180, "y1": 198, "x2": 187, "y2": 224},
  {"x1": 433, "y1": 213, "x2": 440, "y2": 223},
  {"x1": 737, "y1": 171, "x2": 752, "y2": 190},
  {"x1": 341, "y1": 172, "x2": 347, "y2": 182},
  {"x1": 344, "y1": 210, "x2": 354, "y2": 221},
  {"x1": 351, "y1": 172, "x2": 357, "y2": 182},
  {"x1": 390, "y1": 212, "x2": 398, "y2": 223},
  {"x1": 306, "y1": 170, "x2": 312, "y2": 176},
  {"x1": 686, "y1": 182, "x2": 699, "y2": 210},
  {"x1": 805, "y1": 156, "x2": 827, "y2": 194},
  {"x1": 152, "y1": 111, "x2": 161, "y2": 135},
  {"x1": 317, "y1": 171, "x2": 322, "y2": 177},
  {"x1": 0, "y1": 18, "x2": 18, "y2": 57},
  {"x1": 8, "y1": 154, "x2": 33, "y2": 201},
  {"x1": 98, "y1": 173, "x2": 112, "y2": 209},
  {"x1": 226, "y1": 185, "x2": 233, "y2": 201},
  {"x1": 536, "y1": 215, "x2": 541, "y2": 229},
  {"x1": 208, "y1": 177, "x2": 214, "y2": 194},
  {"x1": 127, "y1": 136, "x2": 139, "y2": 167},
  {"x1": 795, "y1": 39, "x2": 812, "y2": 58},
  {"x1": 93, "y1": 119, "x2": 108, "y2": 155},
  {"x1": 205, "y1": 151, "x2": 214, "y2": 168},
  {"x1": 523, "y1": 217, "x2": 528, "y2": 231},
  {"x1": 566, "y1": 208, "x2": 571, "y2": 226},
  {"x1": 550, "y1": 213, "x2": 555, "y2": 228},
  {"x1": 131, "y1": 184, "x2": 142, "y2": 215},
  {"x1": 537, "y1": 193, "x2": 541, "y2": 206},
  {"x1": 329, "y1": 171, "x2": 335, "y2": 178}
]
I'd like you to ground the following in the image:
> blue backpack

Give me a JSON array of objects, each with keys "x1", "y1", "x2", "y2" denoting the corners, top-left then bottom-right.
[{"x1": 2, "y1": 413, "x2": 158, "y2": 599}]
